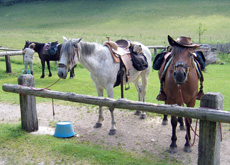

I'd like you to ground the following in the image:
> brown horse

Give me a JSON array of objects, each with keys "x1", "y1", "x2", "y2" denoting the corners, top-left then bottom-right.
[{"x1": 160, "y1": 35, "x2": 201, "y2": 153}]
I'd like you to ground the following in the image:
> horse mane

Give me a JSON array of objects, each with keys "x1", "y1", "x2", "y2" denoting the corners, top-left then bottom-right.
[{"x1": 79, "y1": 41, "x2": 96, "y2": 56}]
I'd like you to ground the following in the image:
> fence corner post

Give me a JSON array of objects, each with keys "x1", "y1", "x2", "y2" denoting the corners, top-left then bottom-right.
[
  {"x1": 18, "y1": 74, "x2": 38, "y2": 132},
  {"x1": 198, "y1": 92, "x2": 223, "y2": 165},
  {"x1": 5, "y1": 55, "x2": 12, "y2": 73}
]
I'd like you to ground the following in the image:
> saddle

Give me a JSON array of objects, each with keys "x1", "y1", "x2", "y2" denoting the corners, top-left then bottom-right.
[
  {"x1": 42, "y1": 41, "x2": 59, "y2": 56},
  {"x1": 104, "y1": 39, "x2": 132, "y2": 79}
]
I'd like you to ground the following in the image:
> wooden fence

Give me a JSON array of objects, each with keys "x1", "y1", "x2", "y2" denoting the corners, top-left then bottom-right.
[
  {"x1": 2, "y1": 74, "x2": 227, "y2": 165},
  {"x1": 0, "y1": 48, "x2": 23, "y2": 73}
]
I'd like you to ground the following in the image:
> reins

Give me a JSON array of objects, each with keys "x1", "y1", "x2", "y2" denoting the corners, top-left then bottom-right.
[
  {"x1": 178, "y1": 85, "x2": 223, "y2": 147},
  {"x1": 178, "y1": 85, "x2": 199, "y2": 147}
]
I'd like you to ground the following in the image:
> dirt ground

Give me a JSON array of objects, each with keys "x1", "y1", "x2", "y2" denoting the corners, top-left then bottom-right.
[{"x1": 0, "y1": 102, "x2": 229, "y2": 164}]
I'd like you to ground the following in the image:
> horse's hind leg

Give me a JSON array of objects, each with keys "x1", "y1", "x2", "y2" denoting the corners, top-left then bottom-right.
[
  {"x1": 134, "y1": 79, "x2": 147, "y2": 119},
  {"x1": 178, "y1": 117, "x2": 185, "y2": 130},
  {"x1": 162, "y1": 115, "x2": 168, "y2": 125},
  {"x1": 46, "y1": 61, "x2": 52, "y2": 77}
]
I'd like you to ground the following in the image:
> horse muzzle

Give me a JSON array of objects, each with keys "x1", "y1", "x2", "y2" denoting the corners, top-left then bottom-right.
[
  {"x1": 57, "y1": 63, "x2": 68, "y2": 79},
  {"x1": 173, "y1": 61, "x2": 189, "y2": 84}
]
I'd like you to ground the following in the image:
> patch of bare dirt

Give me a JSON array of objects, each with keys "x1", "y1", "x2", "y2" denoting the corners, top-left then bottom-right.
[{"x1": 0, "y1": 102, "x2": 229, "y2": 164}]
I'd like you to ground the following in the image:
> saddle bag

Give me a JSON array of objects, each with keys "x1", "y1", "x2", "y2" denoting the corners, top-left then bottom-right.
[
  {"x1": 152, "y1": 50, "x2": 167, "y2": 70},
  {"x1": 130, "y1": 47, "x2": 148, "y2": 71},
  {"x1": 194, "y1": 51, "x2": 206, "y2": 71},
  {"x1": 48, "y1": 41, "x2": 59, "y2": 56}
]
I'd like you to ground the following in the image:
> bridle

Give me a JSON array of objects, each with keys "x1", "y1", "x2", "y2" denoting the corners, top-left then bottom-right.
[
  {"x1": 172, "y1": 51, "x2": 194, "y2": 84},
  {"x1": 58, "y1": 43, "x2": 80, "y2": 70}
]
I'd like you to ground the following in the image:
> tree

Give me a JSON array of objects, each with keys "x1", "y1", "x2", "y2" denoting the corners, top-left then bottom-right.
[{"x1": 198, "y1": 23, "x2": 207, "y2": 44}]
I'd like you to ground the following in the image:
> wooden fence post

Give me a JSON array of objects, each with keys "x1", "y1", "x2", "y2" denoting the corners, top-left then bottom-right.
[
  {"x1": 198, "y1": 92, "x2": 223, "y2": 165},
  {"x1": 5, "y1": 55, "x2": 12, "y2": 73},
  {"x1": 18, "y1": 74, "x2": 38, "y2": 132}
]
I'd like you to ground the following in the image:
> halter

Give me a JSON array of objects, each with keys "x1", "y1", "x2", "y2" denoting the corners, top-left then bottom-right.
[{"x1": 58, "y1": 43, "x2": 80, "y2": 69}]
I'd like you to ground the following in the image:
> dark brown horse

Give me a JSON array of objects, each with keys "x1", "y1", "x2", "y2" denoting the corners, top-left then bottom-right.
[
  {"x1": 23, "y1": 41, "x2": 75, "y2": 78},
  {"x1": 160, "y1": 35, "x2": 201, "y2": 153}
]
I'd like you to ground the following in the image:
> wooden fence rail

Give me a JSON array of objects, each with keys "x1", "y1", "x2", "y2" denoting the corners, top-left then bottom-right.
[
  {"x1": 2, "y1": 74, "x2": 225, "y2": 164},
  {"x1": 2, "y1": 83, "x2": 229, "y2": 123}
]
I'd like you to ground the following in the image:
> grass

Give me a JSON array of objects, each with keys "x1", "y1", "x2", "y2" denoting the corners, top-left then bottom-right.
[
  {"x1": 0, "y1": 0, "x2": 230, "y2": 164},
  {"x1": 1, "y1": 123, "x2": 176, "y2": 164}
]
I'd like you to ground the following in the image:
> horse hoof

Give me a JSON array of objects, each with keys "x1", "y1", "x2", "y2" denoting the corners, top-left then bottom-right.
[
  {"x1": 140, "y1": 114, "x2": 147, "y2": 119},
  {"x1": 93, "y1": 123, "x2": 102, "y2": 128},
  {"x1": 49, "y1": 74, "x2": 52, "y2": 77},
  {"x1": 109, "y1": 129, "x2": 116, "y2": 135},
  {"x1": 169, "y1": 147, "x2": 177, "y2": 154},
  {"x1": 134, "y1": 110, "x2": 141, "y2": 116},
  {"x1": 40, "y1": 76, "x2": 45, "y2": 78},
  {"x1": 184, "y1": 146, "x2": 192, "y2": 153},
  {"x1": 162, "y1": 120, "x2": 168, "y2": 125},
  {"x1": 180, "y1": 125, "x2": 185, "y2": 130}
]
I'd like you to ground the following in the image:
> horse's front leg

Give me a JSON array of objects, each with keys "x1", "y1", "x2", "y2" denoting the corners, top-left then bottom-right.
[
  {"x1": 108, "y1": 107, "x2": 116, "y2": 135},
  {"x1": 94, "y1": 88, "x2": 104, "y2": 128},
  {"x1": 106, "y1": 84, "x2": 116, "y2": 135},
  {"x1": 184, "y1": 117, "x2": 192, "y2": 152},
  {"x1": 40, "y1": 60, "x2": 45, "y2": 78},
  {"x1": 94, "y1": 105, "x2": 104, "y2": 128},
  {"x1": 46, "y1": 61, "x2": 52, "y2": 77},
  {"x1": 169, "y1": 116, "x2": 178, "y2": 153}
]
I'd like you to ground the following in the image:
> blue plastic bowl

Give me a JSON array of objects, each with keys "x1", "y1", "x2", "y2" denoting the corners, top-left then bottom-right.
[
  {"x1": 22, "y1": 70, "x2": 30, "y2": 74},
  {"x1": 54, "y1": 121, "x2": 76, "y2": 138}
]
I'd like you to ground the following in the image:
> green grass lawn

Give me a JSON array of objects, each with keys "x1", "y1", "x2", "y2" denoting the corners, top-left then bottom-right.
[{"x1": 0, "y1": 0, "x2": 230, "y2": 164}]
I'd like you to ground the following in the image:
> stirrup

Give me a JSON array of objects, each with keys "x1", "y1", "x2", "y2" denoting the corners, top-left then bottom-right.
[
  {"x1": 196, "y1": 90, "x2": 204, "y2": 100},
  {"x1": 157, "y1": 91, "x2": 167, "y2": 101}
]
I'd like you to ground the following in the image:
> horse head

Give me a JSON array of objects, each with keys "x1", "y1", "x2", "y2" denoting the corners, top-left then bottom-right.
[
  {"x1": 168, "y1": 35, "x2": 200, "y2": 84},
  {"x1": 23, "y1": 40, "x2": 31, "y2": 50},
  {"x1": 57, "y1": 36, "x2": 82, "y2": 79}
]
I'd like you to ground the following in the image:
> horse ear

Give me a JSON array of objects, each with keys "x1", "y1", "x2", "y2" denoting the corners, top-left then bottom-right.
[
  {"x1": 168, "y1": 35, "x2": 176, "y2": 47},
  {"x1": 72, "y1": 37, "x2": 83, "y2": 46},
  {"x1": 63, "y1": 36, "x2": 68, "y2": 42},
  {"x1": 78, "y1": 37, "x2": 83, "y2": 43}
]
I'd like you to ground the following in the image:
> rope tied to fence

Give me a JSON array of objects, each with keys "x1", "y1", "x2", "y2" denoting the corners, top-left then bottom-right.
[{"x1": 19, "y1": 77, "x2": 62, "y2": 118}]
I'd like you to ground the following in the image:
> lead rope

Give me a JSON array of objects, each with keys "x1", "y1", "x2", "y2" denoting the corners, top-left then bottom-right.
[
  {"x1": 178, "y1": 85, "x2": 199, "y2": 147},
  {"x1": 19, "y1": 77, "x2": 61, "y2": 118}
]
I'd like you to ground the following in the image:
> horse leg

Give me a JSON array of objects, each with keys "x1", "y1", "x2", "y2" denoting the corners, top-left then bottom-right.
[
  {"x1": 94, "y1": 87, "x2": 104, "y2": 128},
  {"x1": 106, "y1": 84, "x2": 116, "y2": 135},
  {"x1": 47, "y1": 61, "x2": 52, "y2": 77},
  {"x1": 69, "y1": 65, "x2": 76, "y2": 79},
  {"x1": 169, "y1": 116, "x2": 178, "y2": 153},
  {"x1": 134, "y1": 79, "x2": 147, "y2": 119},
  {"x1": 183, "y1": 100, "x2": 196, "y2": 152},
  {"x1": 184, "y1": 117, "x2": 192, "y2": 152},
  {"x1": 40, "y1": 60, "x2": 45, "y2": 78},
  {"x1": 162, "y1": 115, "x2": 168, "y2": 125},
  {"x1": 178, "y1": 117, "x2": 185, "y2": 130}
]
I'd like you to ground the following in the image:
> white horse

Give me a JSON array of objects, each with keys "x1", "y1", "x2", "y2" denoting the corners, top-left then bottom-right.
[{"x1": 57, "y1": 36, "x2": 152, "y2": 135}]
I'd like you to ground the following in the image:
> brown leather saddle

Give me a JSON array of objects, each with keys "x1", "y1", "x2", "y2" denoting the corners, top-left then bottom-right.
[{"x1": 104, "y1": 39, "x2": 133, "y2": 78}]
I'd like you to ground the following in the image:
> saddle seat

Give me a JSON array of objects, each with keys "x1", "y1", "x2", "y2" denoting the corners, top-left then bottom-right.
[{"x1": 104, "y1": 39, "x2": 130, "y2": 56}]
